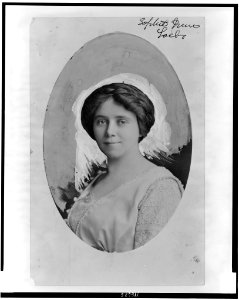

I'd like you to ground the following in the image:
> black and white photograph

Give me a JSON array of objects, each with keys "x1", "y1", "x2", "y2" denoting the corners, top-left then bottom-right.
[
  {"x1": 2, "y1": 3, "x2": 236, "y2": 296},
  {"x1": 31, "y1": 16, "x2": 204, "y2": 285},
  {"x1": 43, "y1": 31, "x2": 192, "y2": 253}
]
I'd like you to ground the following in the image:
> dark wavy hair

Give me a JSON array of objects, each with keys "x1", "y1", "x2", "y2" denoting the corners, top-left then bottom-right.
[{"x1": 81, "y1": 83, "x2": 155, "y2": 142}]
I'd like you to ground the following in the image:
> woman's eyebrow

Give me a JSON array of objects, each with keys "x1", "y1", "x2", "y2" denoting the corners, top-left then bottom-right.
[
  {"x1": 94, "y1": 115, "x2": 107, "y2": 119},
  {"x1": 94, "y1": 114, "x2": 131, "y2": 119},
  {"x1": 115, "y1": 115, "x2": 131, "y2": 120}
]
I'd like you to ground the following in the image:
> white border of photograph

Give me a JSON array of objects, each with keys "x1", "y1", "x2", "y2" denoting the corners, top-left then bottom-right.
[{"x1": 2, "y1": 3, "x2": 235, "y2": 294}]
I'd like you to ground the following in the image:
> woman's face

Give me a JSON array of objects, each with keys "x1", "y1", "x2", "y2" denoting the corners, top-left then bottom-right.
[{"x1": 93, "y1": 98, "x2": 140, "y2": 160}]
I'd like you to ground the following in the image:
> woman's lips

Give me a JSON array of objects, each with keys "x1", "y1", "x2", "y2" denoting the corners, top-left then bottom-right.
[{"x1": 104, "y1": 141, "x2": 121, "y2": 145}]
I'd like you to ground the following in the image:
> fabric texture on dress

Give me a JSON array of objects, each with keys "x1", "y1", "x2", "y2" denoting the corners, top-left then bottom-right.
[{"x1": 67, "y1": 166, "x2": 184, "y2": 253}]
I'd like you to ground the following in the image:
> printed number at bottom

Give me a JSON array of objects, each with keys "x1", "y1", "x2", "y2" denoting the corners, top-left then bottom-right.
[{"x1": 121, "y1": 293, "x2": 139, "y2": 297}]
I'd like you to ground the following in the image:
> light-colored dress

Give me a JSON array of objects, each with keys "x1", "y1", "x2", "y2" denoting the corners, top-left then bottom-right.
[{"x1": 67, "y1": 166, "x2": 184, "y2": 253}]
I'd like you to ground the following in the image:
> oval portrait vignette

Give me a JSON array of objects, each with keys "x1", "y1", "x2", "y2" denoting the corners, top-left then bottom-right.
[{"x1": 43, "y1": 32, "x2": 192, "y2": 253}]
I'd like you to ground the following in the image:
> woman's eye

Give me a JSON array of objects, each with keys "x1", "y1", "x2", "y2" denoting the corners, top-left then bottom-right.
[
  {"x1": 118, "y1": 119, "x2": 127, "y2": 126},
  {"x1": 96, "y1": 119, "x2": 106, "y2": 126}
]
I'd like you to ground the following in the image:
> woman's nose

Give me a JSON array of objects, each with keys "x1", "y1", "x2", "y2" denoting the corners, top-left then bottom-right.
[{"x1": 106, "y1": 121, "x2": 117, "y2": 136}]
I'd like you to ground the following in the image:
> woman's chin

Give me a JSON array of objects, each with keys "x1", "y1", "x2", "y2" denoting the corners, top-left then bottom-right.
[
  {"x1": 99, "y1": 144, "x2": 140, "y2": 161},
  {"x1": 103, "y1": 150, "x2": 124, "y2": 160},
  {"x1": 99, "y1": 147, "x2": 124, "y2": 160}
]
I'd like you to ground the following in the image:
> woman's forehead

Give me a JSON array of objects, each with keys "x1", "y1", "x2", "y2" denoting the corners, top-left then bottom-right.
[{"x1": 95, "y1": 98, "x2": 136, "y2": 118}]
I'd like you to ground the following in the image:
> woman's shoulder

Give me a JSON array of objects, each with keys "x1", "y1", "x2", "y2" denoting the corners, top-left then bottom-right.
[
  {"x1": 135, "y1": 167, "x2": 184, "y2": 249},
  {"x1": 139, "y1": 165, "x2": 184, "y2": 206},
  {"x1": 144, "y1": 164, "x2": 183, "y2": 185}
]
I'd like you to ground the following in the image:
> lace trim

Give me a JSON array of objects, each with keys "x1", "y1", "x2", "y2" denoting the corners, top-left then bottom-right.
[
  {"x1": 134, "y1": 229, "x2": 159, "y2": 248},
  {"x1": 138, "y1": 176, "x2": 183, "y2": 209},
  {"x1": 67, "y1": 192, "x2": 97, "y2": 233},
  {"x1": 134, "y1": 177, "x2": 182, "y2": 248}
]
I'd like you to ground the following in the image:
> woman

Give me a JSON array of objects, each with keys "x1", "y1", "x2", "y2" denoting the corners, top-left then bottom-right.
[{"x1": 67, "y1": 83, "x2": 184, "y2": 252}]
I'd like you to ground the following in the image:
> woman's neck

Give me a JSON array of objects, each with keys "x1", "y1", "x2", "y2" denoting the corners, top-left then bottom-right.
[{"x1": 107, "y1": 150, "x2": 151, "y2": 179}]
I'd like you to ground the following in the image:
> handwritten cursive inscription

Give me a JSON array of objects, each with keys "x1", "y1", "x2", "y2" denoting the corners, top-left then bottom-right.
[
  {"x1": 138, "y1": 17, "x2": 168, "y2": 30},
  {"x1": 138, "y1": 17, "x2": 201, "y2": 39}
]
